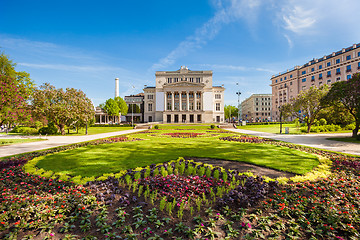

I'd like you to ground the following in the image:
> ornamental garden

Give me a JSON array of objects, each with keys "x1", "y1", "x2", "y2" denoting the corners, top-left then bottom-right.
[{"x1": 0, "y1": 124, "x2": 359, "y2": 240}]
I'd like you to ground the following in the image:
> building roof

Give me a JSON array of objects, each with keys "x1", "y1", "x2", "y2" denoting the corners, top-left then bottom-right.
[{"x1": 271, "y1": 43, "x2": 360, "y2": 79}]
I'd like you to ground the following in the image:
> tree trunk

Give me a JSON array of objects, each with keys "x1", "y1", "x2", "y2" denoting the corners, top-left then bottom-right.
[
  {"x1": 307, "y1": 123, "x2": 311, "y2": 133},
  {"x1": 352, "y1": 121, "x2": 359, "y2": 138}
]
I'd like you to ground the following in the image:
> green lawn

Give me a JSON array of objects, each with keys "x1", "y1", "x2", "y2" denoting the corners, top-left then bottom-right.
[
  {"x1": 0, "y1": 138, "x2": 45, "y2": 146},
  {"x1": 327, "y1": 137, "x2": 360, "y2": 144},
  {"x1": 237, "y1": 123, "x2": 301, "y2": 134},
  {"x1": 36, "y1": 127, "x2": 320, "y2": 178},
  {"x1": 66, "y1": 126, "x2": 134, "y2": 135}
]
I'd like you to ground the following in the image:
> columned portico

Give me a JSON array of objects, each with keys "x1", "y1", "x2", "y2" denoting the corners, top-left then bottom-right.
[{"x1": 144, "y1": 66, "x2": 225, "y2": 123}]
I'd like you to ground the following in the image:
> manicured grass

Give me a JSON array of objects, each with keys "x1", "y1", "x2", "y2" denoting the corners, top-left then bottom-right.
[
  {"x1": 237, "y1": 123, "x2": 301, "y2": 134},
  {"x1": 37, "y1": 129, "x2": 320, "y2": 177},
  {"x1": 327, "y1": 137, "x2": 360, "y2": 144},
  {"x1": 0, "y1": 138, "x2": 45, "y2": 146},
  {"x1": 55, "y1": 126, "x2": 134, "y2": 135}
]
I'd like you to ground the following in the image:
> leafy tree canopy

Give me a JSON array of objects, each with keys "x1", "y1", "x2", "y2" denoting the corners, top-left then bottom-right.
[
  {"x1": 323, "y1": 73, "x2": 360, "y2": 137},
  {"x1": 224, "y1": 105, "x2": 238, "y2": 120}
]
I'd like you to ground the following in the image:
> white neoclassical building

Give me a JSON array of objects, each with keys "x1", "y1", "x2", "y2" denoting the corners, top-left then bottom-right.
[{"x1": 143, "y1": 66, "x2": 225, "y2": 123}]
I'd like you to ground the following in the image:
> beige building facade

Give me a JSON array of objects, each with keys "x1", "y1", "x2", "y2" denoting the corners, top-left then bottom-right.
[
  {"x1": 270, "y1": 43, "x2": 360, "y2": 121},
  {"x1": 143, "y1": 66, "x2": 225, "y2": 123},
  {"x1": 241, "y1": 94, "x2": 272, "y2": 122}
]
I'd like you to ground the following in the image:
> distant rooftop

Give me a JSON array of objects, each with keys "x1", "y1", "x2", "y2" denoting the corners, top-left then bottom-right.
[{"x1": 272, "y1": 43, "x2": 360, "y2": 78}]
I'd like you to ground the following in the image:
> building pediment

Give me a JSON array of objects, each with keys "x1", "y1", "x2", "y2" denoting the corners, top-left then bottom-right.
[{"x1": 163, "y1": 82, "x2": 205, "y2": 88}]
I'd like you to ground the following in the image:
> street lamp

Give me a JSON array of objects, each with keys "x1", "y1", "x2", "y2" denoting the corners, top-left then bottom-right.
[
  {"x1": 236, "y1": 83, "x2": 241, "y2": 125},
  {"x1": 278, "y1": 106, "x2": 282, "y2": 134},
  {"x1": 131, "y1": 85, "x2": 135, "y2": 128}
]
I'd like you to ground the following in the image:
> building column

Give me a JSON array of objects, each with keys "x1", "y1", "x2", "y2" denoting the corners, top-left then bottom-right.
[
  {"x1": 194, "y1": 91, "x2": 197, "y2": 111},
  {"x1": 200, "y1": 91, "x2": 204, "y2": 111},
  {"x1": 186, "y1": 91, "x2": 189, "y2": 111},
  {"x1": 171, "y1": 91, "x2": 174, "y2": 111},
  {"x1": 179, "y1": 91, "x2": 182, "y2": 111}
]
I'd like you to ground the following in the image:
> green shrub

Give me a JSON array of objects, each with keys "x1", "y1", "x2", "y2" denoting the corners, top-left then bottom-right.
[
  {"x1": 154, "y1": 125, "x2": 159, "y2": 129},
  {"x1": 319, "y1": 118, "x2": 327, "y2": 126},
  {"x1": 210, "y1": 124, "x2": 215, "y2": 129},
  {"x1": 38, "y1": 122, "x2": 58, "y2": 135},
  {"x1": 344, "y1": 123, "x2": 355, "y2": 130},
  {"x1": 10, "y1": 126, "x2": 38, "y2": 134}
]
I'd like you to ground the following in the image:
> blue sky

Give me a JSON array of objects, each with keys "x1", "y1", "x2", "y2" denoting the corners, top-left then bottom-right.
[{"x1": 1, "y1": 0, "x2": 360, "y2": 107}]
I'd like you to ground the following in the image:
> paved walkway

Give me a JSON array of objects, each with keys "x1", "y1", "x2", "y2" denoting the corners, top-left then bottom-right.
[
  {"x1": 226, "y1": 128, "x2": 360, "y2": 156},
  {"x1": 0, "y1": 129, "x2": 144, "y2": 158}
]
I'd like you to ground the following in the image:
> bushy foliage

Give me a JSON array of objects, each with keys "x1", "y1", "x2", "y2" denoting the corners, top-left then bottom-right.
[
  {"x1": 10, "y1": 126, "x2": 38, "y2": 134},
  {"x1": 38, "y1": 122, "x2": 58, "y2": 135}
]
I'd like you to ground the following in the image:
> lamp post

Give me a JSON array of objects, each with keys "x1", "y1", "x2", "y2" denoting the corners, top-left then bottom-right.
[
  {"x1": 236, "y1": 83, "x2": 241, "y2": 125},
  {"x1": 278, "y1": 106, "x2": 282, "y2": 134},
  {"x1": 131, "y1": 99, "x2": 134, "y2": 128}
]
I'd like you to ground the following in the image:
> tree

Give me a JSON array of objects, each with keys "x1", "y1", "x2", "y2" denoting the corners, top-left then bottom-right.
[
  {"x1": 32, "y1": 83, "x2": 94, "y2": 135},
  {"x1": 323, "y1": 73, "x2": 360, "y2": 137},
  {"x1": 114, "y1": 96, "x2": 128, "y2": 115},
  {"x1": 224, "y1": 105, "x2": 238, "y2": 120},
  {"x1": 0, "y1": 75, "x2": 31, "y2": 127},
  {"x1": 285, "y1": 85, "x2": 329, "y2": 133},
  {"x1": 127, "y1": 104, "x2": 140, "y2": 113},
  {"x1": 103, "y1": 98, "x2": 120, "y2": 122},
  {"x1": 0, "y1": 52, "x2": 34, "y2": 127}
]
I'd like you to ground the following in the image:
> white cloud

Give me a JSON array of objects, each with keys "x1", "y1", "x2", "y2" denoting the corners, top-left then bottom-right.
[
  {"x1": 282, "y1": 6, "x2": 316, "y2": 34},
  {"x1": 199, "y1": 64, "x2": 276, "y2": 73},
  {"x1": 150, "y1": 0, "x2": 263, "y2": 71}
]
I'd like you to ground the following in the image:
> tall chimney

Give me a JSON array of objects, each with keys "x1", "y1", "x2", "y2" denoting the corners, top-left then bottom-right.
[{"x1": 115, "y1": 78, "x2": 119, "y2": 98}]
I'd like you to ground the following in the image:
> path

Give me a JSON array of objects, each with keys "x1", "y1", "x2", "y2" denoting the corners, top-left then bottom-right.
[
  {"x1": 0, "y1": 129, "x2": 144, "y2": 158},
  {"x1": 226, "y1": 128, "x2": 360, "y2": 156}
]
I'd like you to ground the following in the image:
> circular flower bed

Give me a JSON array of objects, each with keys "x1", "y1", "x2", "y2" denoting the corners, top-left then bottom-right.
[
  {"x1": 162, "y1": 132, "x2": 205, "y2": 138},
  {"x1": 137, "y1": 174, "x2": 228, "y2": 203}
]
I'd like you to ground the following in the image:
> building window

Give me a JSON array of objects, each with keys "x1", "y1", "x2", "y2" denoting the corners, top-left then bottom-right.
[
  {"x1": 311, "y1": 67, "x2": 314, "y2": 72},
  {"x1": 346, "y1": 65, "x2": 352, "y2": 72},
  {"x1": 290, "y1": 74, "x2": 293, "y2": 78},
  {"x1": 358, "y1": 62, "x2": 360, "y2": 69},
  {"x1": 196, "y1": 77, "x2": 201, "y2": 83},
  {"x1": 327, "y1": 62, "x2": 331, "y2": 67},
  {"x1": 319, "y1": 65, "x2": 322, "y2": 69},
  {"x1": 327, "y1": 71, "x2": 331, "y2": 77},
  {"x1": 196, "y1": 102, "x2": 201, "y2": 110},
  {"x1": 290, "y1": 81, "x2": 293, "y2": 85},
  {"x1": 215, "y1": 94, "x2": 221, "y2": 99},
  {"x1": 148, "y1": 103, "x2": 153, "y2": 112},
  {"x1": 275, "y1": 80, "x2": 278, "y2": 83},
  {"x1": 302, "y1": 78, "x2": 306, "y2": 82},
  {"x1": 284, "y1": 76, "x2": 287, "y2": 80},
  {"x1": 319, "y1": 73, "x2": 323, "y2": 79},
  {"x1": 347, "y1": 75, "x2": 351, "y2": 80},
  {"x1": 336, "y1": 59, "x2": 340, "y2": 64},
  {"x1": 346, "y1": 55, "x2": 351, "y2": 60},
  {"x1": 358, "y1": 52, "x2": 360, "y2": 57},
  {"x1": 174, "y1": 93, "x2": 179, "y2": 98},
  {"x1": 336, "y1": 77, "x2": 341, "y2": 81},
  {"x1": 256, "y1": 108, "x2": 258, "y2": 111},
  {"x1": 189, "y1": 102, "x2": 194, "y2": 110},
  {"x1": 174, "y1": 102, "x2": 179, "y2": 110},
  {"x1": 311, "y1": 76, "x2": 315, "y2": 81},
  {"x1": 174, "y1": 78, "x2": 179, "y2": 82},
  {"x1": 189, "y1": 77, "x2": 194, "y2": 82},
  {"x1": 216, "y1": 103, "x2": 220, "y2": 111},
  {"x1": 327, "y1": 79, "x2": 331, "y2": 84},
  {"x1": 167, "y1": 78, "x2": 172, "y2": 83},
  {"x1": 167, "y1": 102, "x2": 171, "y2": 110},
  {"x1": 336, "y1": 68, "x2": 341, "y2": 74},
  {"x1": 147, "y1": 94, "x2": 154, "y2": 99},
  {"x1": 280, "y1": 78, "x2": 283, "y2": 81},
  {"x1": 182, "y1": 102, "x2": 187, "y2": 111},
  {"x1": 302, "y1": 70, "x2": 306, "y2": 75}
]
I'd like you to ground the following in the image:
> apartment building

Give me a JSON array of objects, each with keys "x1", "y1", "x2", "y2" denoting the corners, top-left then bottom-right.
[
  {"x1": 270, "y1": 43, "x2": 360, "y2": 121},
  {"x1": 241, "y1": 94, "x2": 272, "y2": 122}
]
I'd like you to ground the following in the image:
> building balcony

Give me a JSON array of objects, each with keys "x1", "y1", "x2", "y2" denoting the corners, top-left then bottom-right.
[
  {"x1": 346, "y1": 69, "x2": 352, "y2": 72},
  {"x1": 327, "y1": 74, "x2": 331, "y2": 77},
  {"x1": 311, "y1": 79, "x2": 315, "y2": 82},
  {"x1": 336, "y1": 72, "x2": 341, "y2": 75},
  {"x1": 319, "y1": 76, "x2": 323, "y2": 80}
]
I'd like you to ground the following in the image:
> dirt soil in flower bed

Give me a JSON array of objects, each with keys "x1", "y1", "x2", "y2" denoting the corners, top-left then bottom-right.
[{"x1": 184, "y1": 157, "x2": 296, "y2": 179}]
